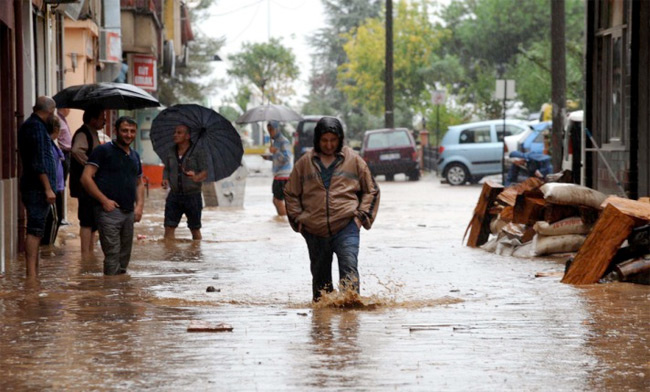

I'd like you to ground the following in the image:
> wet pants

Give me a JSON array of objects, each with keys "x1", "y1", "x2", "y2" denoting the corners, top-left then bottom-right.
[
  {"x1": 302, "y1": 220, "x2": 360, "y2": 301},
  {"x1": 95, "y1": 208, "x2": 134, "y2": 275}
]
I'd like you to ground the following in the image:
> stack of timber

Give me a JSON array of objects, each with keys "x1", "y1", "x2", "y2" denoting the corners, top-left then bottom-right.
[
  {"x1": 466, "y1": 177, "x2": 650, "y2": 285},
  {"x1": 562, "y1": 197, "x2": 650, "y2": 284},
  {"x1": 467, "y1": 177, "x2": 604, "y2": 258}
]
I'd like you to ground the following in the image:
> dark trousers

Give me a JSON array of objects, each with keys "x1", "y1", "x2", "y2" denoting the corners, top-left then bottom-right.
[{"x1": 302, "y1": 220, "x2": 361, "y2": 301}]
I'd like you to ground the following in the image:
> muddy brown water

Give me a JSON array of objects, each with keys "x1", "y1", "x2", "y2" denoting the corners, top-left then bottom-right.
[{"x1": 1, "y1": 159, "x2": 649, "y2": 390}]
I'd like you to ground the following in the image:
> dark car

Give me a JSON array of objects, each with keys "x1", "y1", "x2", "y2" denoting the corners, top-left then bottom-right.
[
  {"x1": 360, "y1": 128, "x2": 420, "y2": 181},
  {"x1": 293, "y1": 115, "x2": 347, "y2": 163},
  {"x1": 293, "y1": 115, "x2": 322, "y2": 163}
]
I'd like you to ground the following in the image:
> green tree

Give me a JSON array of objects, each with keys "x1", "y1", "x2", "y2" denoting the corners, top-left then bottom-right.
[
  {"x1": 227, "y1": 38, "x2": 299, "y2": 104},
  {"x1": 438, "y1": 0, "x2": 585, "y2": 117},
  {"x1": 157, "y1": 0, "x2": 225, "y2": 106},
  {"x1": 303, "y1": 0, "x2": 382, "y2": 140},
  {"x1": 338, "y1": 1, "x2": 449, "y2": 122}
]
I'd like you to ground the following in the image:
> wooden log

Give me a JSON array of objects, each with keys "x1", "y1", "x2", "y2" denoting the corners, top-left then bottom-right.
[
  {"x1": 500, "y1": 206, "x2": 514, "y2": 222},
  {"x1": 513, "y1": 194, "x2": 546, "y2": 225},
  {"x1": 543, "y1": 203, "x2": 580, "y2": 223},
  {"x1": 601, "y1": 196, "x2": 650, "y2": 220},
  {"x1": 615, "y1": 258, "x2": 650, "y2": 280},
  {"x1": 465, "y1": 181, "x2": 504, "y2": 247},
  {"x1": 497, "y1": 177, "x2": 544, "y2": 206},
  {"x1": 187, "y1": 321, "x2": 234, "y2": 332},
  {"x1": 562, "y1": 204, "x2": 640, "y2": 284}
]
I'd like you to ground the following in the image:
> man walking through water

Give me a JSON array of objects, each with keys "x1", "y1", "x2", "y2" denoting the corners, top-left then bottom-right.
[
  {"x1": 17, "y1": 96, "x2": 57, "y2": 277},
  {"x1": 265, "y1": 120, "x2": 292, "y2": 216},
  {"x1": 81, "y1": 116, "x2": 144, "y2": 275},
  {"x1": 284, "y1": 116, "x2": 380, "y2": 302},
  {"x1": 70, "y1": 105, "x2": 105, "y2": 254},
  {"x1": 161, "y1": 124, "x2": 208, "y2": 240}
]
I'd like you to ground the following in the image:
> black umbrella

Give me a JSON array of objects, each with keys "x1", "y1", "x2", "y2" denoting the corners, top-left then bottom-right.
[
  {"x1": 53, "y1": 82, "x2": 160, "y2": 110},
  {"x1": 235, "y1": 103, "x2": 302, "y2": 124},
  {"x1": 150, "y1": 104, "x2": 243, "y2": 182}
]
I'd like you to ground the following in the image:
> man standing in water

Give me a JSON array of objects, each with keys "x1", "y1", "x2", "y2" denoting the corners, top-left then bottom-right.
[
  {"x1": 265, "y1": 120, "x2": 292, "y2": 216},
  {"x1": 70, "y1": 105, "x2": 105, "y2": 254},
  {"x1": 81, "y1": 116, "x2": 144, "y2": 275},
  {"x1": 161, "y1": 124, "x2": 208, "y2": 240},
  {"x1": 17, "y1": 96, "x2": 57, "y2": 277},
  {"x1": 284, "y1": 116, "x2": 380, "y2": 302}
]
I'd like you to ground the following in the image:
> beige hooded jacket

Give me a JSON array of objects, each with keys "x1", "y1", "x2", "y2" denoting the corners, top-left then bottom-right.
[{"x1": 284, "y1": 146, "x2": 380, "y2": 237}]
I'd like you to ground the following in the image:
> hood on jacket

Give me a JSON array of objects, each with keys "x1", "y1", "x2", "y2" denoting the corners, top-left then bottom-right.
[{"x1": 313, "y1": 116, "x2": 344, "y2": 155}]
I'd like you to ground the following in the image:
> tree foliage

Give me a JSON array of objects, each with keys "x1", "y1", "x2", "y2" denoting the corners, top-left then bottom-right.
[
  {"x1": 439, "y1": 0, "x2": 585, "y2": 116},
  {"x1": 338, "y1": 1, "x2": 449, "y2": 121},
  {"x1": 303, "y1": 0, "x2": 382, "y2": 140},
  {"x1": 227, "y1": 38, "x2": 300, "y2": 104},
  {"x1": 157, "y1": 0, "x2": 225, "y2": 107}
]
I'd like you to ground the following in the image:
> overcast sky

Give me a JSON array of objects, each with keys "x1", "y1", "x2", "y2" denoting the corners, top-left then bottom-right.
[{"x1": 198, "y1": 0, "x2": 326, "y2": 109}]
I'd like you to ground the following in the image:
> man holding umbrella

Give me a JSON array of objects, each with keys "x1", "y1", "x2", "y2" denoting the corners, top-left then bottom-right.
[
  {"x1": 161, "y1": 124, "x2": 208, "y2": 240},
  {"x1": 264, "y1": 120, "x2": 292, "y2": 216},
  {"x1": 81, "y1": 116, "x2": 144, "y2": 275}
]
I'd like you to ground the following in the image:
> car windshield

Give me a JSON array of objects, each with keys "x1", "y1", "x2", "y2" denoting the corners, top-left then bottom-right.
[
  {"x1": 367, "y1": 131, "x2": 410, "y2": 149},
  {"x1": 300, "y1": 121, "x2": 317, "y2": 146}
]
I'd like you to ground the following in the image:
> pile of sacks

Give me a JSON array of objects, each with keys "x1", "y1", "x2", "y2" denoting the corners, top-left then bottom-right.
[{"x1": 480, "y1": 182, "x2": 608, "y2": 258}]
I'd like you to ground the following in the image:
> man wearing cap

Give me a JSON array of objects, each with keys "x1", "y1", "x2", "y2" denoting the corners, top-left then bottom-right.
[
  {"x1": 265, "y1": 120, "x2": 292, "y2": 216},
  {"x1": 284, "y1": 116, "x2": 380, "y2": 302}
]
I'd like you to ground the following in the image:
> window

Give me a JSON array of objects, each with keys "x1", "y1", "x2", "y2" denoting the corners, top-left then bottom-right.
[
  {"x1": 595, "y1": 0, "x2": 627, "y2": 146},
  {"x1": 496, "y1": 124, "x2": 525, "y2": 142},
  {"x1": 366, "y1": 131, "x2": 411, "y2": 149},
  {"x1": 459, "y1": 126, "x2": 491, "y2": 144}
]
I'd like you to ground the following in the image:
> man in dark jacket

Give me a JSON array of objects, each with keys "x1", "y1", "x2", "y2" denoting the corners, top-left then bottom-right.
[
  {"x1": 17, "y1": 96, "x2": 57, "y2": 277},
  {"x1": 284, "y1": 117, "x2": 380, "y2": 302},
  {"x1": 70, "y1": 105, "x2": 105, "y2": 254}
]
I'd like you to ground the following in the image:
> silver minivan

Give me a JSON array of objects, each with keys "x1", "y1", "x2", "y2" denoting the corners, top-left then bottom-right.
[{"x1": 437, "y1": 119, "x2": 529, "y2": 185}]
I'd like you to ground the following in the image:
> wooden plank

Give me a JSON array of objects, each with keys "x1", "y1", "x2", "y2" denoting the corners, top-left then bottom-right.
[
  {"x1": 465, "y1": 181, "x2": 504, "y2": 247},
  {"x1": 499, "y1": 206, "x2": 514, "y2": 222},
  {"x1": 601, "y1": 196, "x2": 650, "y2": 221},
  {"x1": 497, "y1": 177, "x2": 544, "y2": 206},
  {"x1": 562, "y1": 204, "x2": 640, "y2": 284},
  {"x1": 543, "y1": 203, "x2": 580, "y2": 223},
  {"x1": 513, "y1": 195, "x2": 546, "y2": 225},
  {"x1": 187, "y1": 321, "x2": 234, "y2": 332}
]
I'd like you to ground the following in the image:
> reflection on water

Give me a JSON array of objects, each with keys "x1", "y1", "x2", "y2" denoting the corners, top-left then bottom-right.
[{"x1": 1, "y1": 173, "x2": 649, "y2": 390}]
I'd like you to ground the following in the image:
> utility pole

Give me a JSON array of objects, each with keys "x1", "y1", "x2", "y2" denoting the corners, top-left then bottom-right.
[
  {"x1": 551, "y1": 0, "x2": 566, "y2": 171},
  {"x1": 385, "y1": 0, "x2": 394, "y2": 128}
]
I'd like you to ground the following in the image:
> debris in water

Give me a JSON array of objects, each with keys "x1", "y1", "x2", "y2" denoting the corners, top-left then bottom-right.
[
  {"x1": 187, "y1": 321, "x2": 233, "y2": 332},
  {"x1": 297, "y1": 312, "x2": 308, "y2": 316},
  {"x1": 206, "y1": 286, "x2": 220, "y2": 293},
  {"x1": 137, "y1": 234, "x2": 147, "y2": 240}
]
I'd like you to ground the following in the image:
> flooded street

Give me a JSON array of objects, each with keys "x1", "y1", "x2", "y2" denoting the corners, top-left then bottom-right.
[{"x1": 1, "y1": 156, "x2": 649, "y2": 391}]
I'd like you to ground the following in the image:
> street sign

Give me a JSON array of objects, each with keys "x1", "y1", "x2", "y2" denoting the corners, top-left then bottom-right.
[
  {"x1": 495, "y1": 79, "x2": 516, "y2": 100},
  {"x1": 431, "y1": 90, "x2": 446, "y2": 105}
]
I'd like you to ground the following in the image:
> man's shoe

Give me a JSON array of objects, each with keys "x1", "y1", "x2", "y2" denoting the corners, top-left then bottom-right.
[{"x1": 59, "y1": 219, "x2": 71, "y2": 226}]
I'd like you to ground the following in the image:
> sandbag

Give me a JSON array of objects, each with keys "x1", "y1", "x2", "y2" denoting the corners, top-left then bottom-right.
[
  {"x1": 496, "y1": 237, "x2": 522, "y2": 256},
  {"x1": 532, "y1": 234, "x2": 586, "y2": 256},
  {"x1": 540, "y1": 183, "x2": 608, "y2": 209},
  {"x1": 490, "y1": 217, "x2": 507, "y2": 235},
  {"x1": 512, "y1": 242, "x2": 534, "y2": 258},
  {"x1": 533, "y1": 217, "x2": 591, "y2": 236},
  {"x1": 480, "y1": 236, "x2": 498, "y2": 253}
]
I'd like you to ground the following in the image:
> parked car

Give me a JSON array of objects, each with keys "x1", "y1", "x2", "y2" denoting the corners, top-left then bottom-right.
[
  {"x1": 360, "y1": 128, "x2": 420, "y2": 181},
  {"x1": 437, "y1": 119, "x2": 529, "y2": 185},
  {"x1": 293, "y1": 115, "x2": 346, "y2": 163}
]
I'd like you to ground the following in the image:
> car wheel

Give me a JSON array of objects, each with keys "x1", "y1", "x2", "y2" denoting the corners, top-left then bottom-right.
[
  {"x1": 408, "y1": 169, "x2": 420, "y2": 181},
  {"x1": 385, "y1": 174, "x2": 395, "y2": 181},
  {"x1": 445, "y1": 163, "x2": 469, "y2": 186}
]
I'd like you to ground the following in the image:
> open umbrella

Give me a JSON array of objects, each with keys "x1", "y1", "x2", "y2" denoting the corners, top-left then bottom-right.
[
  {"x1": 53, "y1": 82, "x2": 160, "y2": 110},
  {"x1": 150, "y1": 104, "x2": 243, "y2": 182},
  {"x1": 235, "y1": 103, "x2": 302, "y2": 124}
]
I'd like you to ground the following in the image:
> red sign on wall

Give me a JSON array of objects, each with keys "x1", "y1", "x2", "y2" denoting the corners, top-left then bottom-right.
[{"x1": 130, "y1": 54, "x2": 157, "y2": 91}]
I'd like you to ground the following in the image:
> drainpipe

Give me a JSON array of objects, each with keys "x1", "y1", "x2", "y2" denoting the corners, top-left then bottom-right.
[{"x1": 15, "y1": 0, "x2": 25, "y2": 252}]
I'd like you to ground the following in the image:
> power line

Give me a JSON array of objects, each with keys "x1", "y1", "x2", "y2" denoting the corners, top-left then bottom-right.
[{"x1": 207, "y1": 0, "x2": 265, "y2": 17}]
